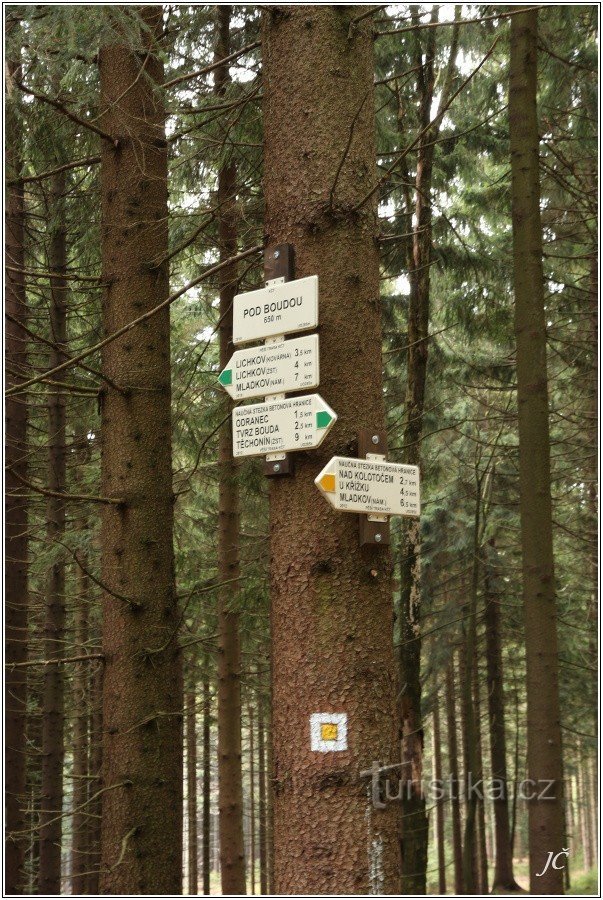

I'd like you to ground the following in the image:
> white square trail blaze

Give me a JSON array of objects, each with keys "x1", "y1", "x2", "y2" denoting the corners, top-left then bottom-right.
[{"x1": 310, "y1": 712, "x2": 348, "y2": 752}]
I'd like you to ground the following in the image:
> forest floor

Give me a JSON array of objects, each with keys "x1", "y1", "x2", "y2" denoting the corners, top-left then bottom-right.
[{"x1": 203, "y1": 866, "x2": 598, "y2": 895}]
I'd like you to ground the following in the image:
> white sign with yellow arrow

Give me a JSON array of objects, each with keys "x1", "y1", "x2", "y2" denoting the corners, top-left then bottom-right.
[{"x1": 314, "y1": 456, "x2": 420, "y2": 517}]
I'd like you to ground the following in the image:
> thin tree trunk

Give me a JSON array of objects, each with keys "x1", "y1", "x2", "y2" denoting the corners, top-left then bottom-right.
[
  {"x1": 484, "y1": 537, "x2": 521, "y2": 890},
  {"x1": 98, "y1": 8, "x2": 183, "y2": 892},
  {"x1": 460, "y1": 491, "x2": 482, "y2": 894},
  {"x1": 473, "y1": 655, "x2": 489, "y2": 894},
  {"x1": 70, "y1": 517, "x2": 90, "y2": 894},
  {"x1": 445, "y1": 660, "x2": 463, "y2": 893},
  {"x1": 509, "y1": 9, "x2": 565, "y2": 892},
  {"x1": 39, "y1": 168, "x2": 68, "y2": 896},
  {"x1": 432, "y1": 697, "x2": 446, "y2": 894},
  {"x1": 5, "y1": 34, "x2": 29, "y2": 895},
  {"x1": 588, "y1": 757, "x2": 597, "y2": 868},
  {"x1": 214, "y1": 6, "x2": 246, "y2": 894},
  {"x1": 257, "y1": 696, "x2": 267, "y2": 896},
  {"x1": 86, "y1": 659, "x2": 102, "y2": 894},
  {"x1": 266, "y1": 693, "x2": 274, "y2": 895},
  {"x1": 248, "y1": 703, "x2": 256, "y2": 895},
  {"x1": 263, "y1": 7, "x2": 401, "y2": 891},
  {"x1": 202, "y1": 674, "x2": 212, "y2": 896},
  {"x1": 578, "y1": 750, "x2": 592, "y2": 870},
  {"x1": 187, "y1": 690, "x2": 199, "y2": 894}
]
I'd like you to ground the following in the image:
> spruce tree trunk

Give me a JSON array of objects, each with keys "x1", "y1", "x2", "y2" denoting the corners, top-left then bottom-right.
[
  {"x1": 445, "y1": 661, "x2": 464, "y2": 893},
  {"x1": 202, "y1": 674, "x2": 212, "y2": 895},
  {"x1": 460, "y1": 498, "x2": 482, "y2": 894},
  {"x1": 432, "y1": 697, "x2": 446, "y2": 894},
  {"x1": 39, "y1": 169, "x2": 68, "y2": 896},
  {"x1": 71, "y1": 518, "x2": 90, "y2": 894},
  {"x1": 87, "y1": 659, "x2": 102, "y2": 894},
  {"x1": 473, "y1": 655, "x2": 489, "y2": 894},
  {"x1": 509, "y1": 9, "x2": 565, "y2": 892},
  {"x1": 187, "y1": 690, "x2": 199, "y2": 894},
  {"x1": 484, "y1": 537, "x2": 521, "y2": 890},
  {"x1": 214, "y1": 6, "x2": 246, "y2": 893},
  {"x1": 5, "y1": 41, "x2": 29, "y2": 896},
  {"x1": 262, "y1": 7, "x2": 401, "y2": 892},
  {"x1": 248, "y1": 703, "x2": 256, "y2": 895},
  {"x1": 257, "y1": 697, "x2": 268, "y2": 896},
  {"x1": 265, "y1": 680, "x2": 275, "y2": 893},
  {"x1": 98, "y1": 8, "x2": 183, "y2": 892}
]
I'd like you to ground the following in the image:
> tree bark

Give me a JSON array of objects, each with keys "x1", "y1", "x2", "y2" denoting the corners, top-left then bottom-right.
[
  {"x1": 202, "y1": 674, "x2": 212, "y2": 896},
  {"x1": 262, "y1": 7, "x2": 401, "y2": 892},
  {"x1": 187, "y1": 690, "x2": 199, "y2": 894},
  {"x1": 248, "y1": 703, "x2": 256, "y2": 895},
  {"x1": 432, "y1": 697, "x2": 446, "y2": 895},
  {"x1": 473, "y1": 653, "x2": 489, "y2": 895},
  {"x1": 87, "y1": 658, "x2": 103, "y2": 894},
  {"x1": 484, "y1": 537, "x2": 521, "y2": 890},
  {"x1": 257, "y1": 695, "x2": 268, "y2": 896},
  {"x1": 38, "y1": 168, "x2": 68, "y2": 896},
  {"x1": 445, "y1": 661, "x2": 463, "y2": 893},
  {"x1": 460, "y1": 497, "x2": 481, "y2": 894},
  {"x1": 214, "y1": 6, "x2": 246, "y2": 894},
  {"x1": 396, "y1": 19, "x2": 459, "y2": 890},
  {"x1": 98, "y1": 8, "x2": 183, "y2": 892},
  {"x1": 71, "y1": 500, "x2": 91, "y2": 894},
  {"x1": 5, "y1": 35, "x2": 29, "y2": 895},
  {"x1": 509, "y1": 9, "x2": 565, "y2": 893}
]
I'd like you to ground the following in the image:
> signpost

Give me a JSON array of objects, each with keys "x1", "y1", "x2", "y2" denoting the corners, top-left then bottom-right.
[
  {"x1": 218, "y1": 334, "x2": 319, "y2": 401},
  {"x1": 314, "y1": 456, "x2": 421, "y2": 517},
  {"x1": 232, "y1": 394, "x2": 336, "y2": 458},
  {"x1": 232, "y1": 275, "x2": 318, "y2": 345}
]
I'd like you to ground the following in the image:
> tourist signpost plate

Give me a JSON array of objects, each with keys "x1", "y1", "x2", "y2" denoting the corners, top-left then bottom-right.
[
  {"x1": 218, "y1": 335, "x2": 319, "y2": 400},
  {"x1": 314, "y1": 457, "x2": 420, "y2": 517},
  {"x1": 233, "y1": 394, "x2": 336, "y2": 458},
  {"x1": 233, "y1": 275, "x2": 318, "y2": 345}
]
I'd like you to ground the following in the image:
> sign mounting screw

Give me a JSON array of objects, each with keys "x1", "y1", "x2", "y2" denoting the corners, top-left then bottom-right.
[
  {"x1": 372, "y1": 435, "x2": 379, "y2": 444},
  {"x1": 273, "y1": 463, "x2": 281, "y2": 472},
  {"x1": 375, "y1": 533, "x2": 382, "y2": 543},
  {"x1": 274, "y1": 249, "x2": 280, "y2": 258}
]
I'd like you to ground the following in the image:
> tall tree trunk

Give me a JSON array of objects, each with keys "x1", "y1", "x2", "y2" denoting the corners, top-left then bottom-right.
[
  {"x1": 202, "y1": 674, "x2": 212, "y2": 896},
  {"x1": 248, "y1": 703, "x2": 256, "y2": 895},
  {"x1": 578, "y1": 750, "x2": 592, "y2": 870},
  {"x1": 484, "y1": 537, "x2": 521, "y2": 890},
  {"x1": 257, "y1": 695, "x2": 268, "y2": 896},
  {"x1": 5, "y1": 36, "x2": 29, "y2": 895},
  {"x1": 187, "y1": 689, "x2": 199, "y2": 894},
  {"x1": 265, "y1": 671, "x2": 275, "y2": 893},
  {"x1": 87, "y1": 659, "x2": 102, "y2": 894},
  {"x1": 460, "y1": 494, "x2": 482, "y2": 894},
  {"x1": 98, "y1": 8, "x2": 183, "y2": 892},
  {"x1": 432, "y1": 697, "x2": 446, "y2": 895},
  {"x1": 214, "y1": 6, "x2": 246, "y2": 894},
  {"x1": 71, "y1": 523, "x2": 90, "y2": 894},
  {"x1": 396, "y1": 18, "x2": 459, "y2": 889},
  {"x1": 445, "y1": 660, "x2": 463, "y2": 893},
  {"x1": 39, "y1": 168, "x2": 68, "y2": 896},
  {"x1": 473, "y1": 654, "x2": 489, "y2": 894},
  {"x1": 509, "y1": 9, "x2": 565, "y2": 892},
  {"x1": 263, "y1": 7, "x2": 401, "y2": 891},
  {"x1": 587, "y1": 757, "x2": 597, "y2": 869}
]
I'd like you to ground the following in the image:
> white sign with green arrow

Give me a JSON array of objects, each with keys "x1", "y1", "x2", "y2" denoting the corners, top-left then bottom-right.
[
  {"x1": 232, "y1": 394, "x2": 337, "y2": 458},
  {"x1": 218, "y1": 335, "x2": 319, "y2": 401}
]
